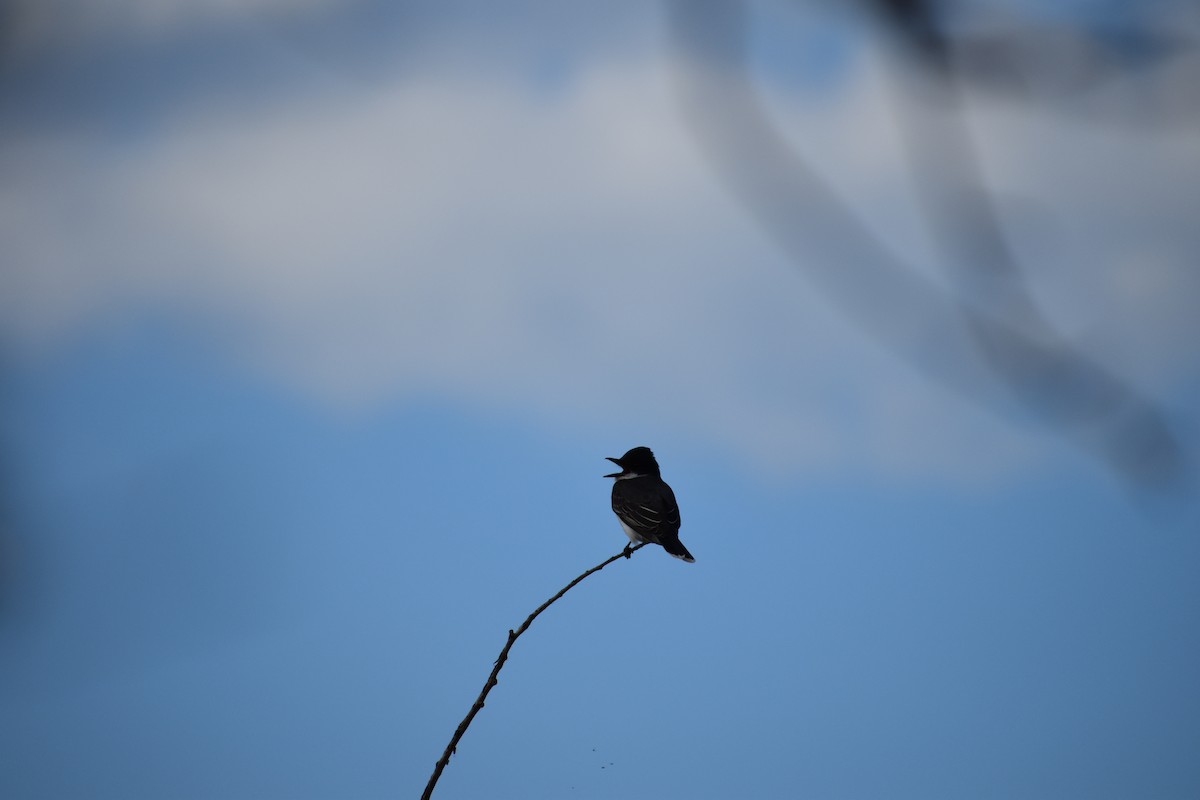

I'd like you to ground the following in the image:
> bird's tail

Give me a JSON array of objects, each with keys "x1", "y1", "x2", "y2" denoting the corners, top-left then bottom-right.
[{"x1": 660, "y1": 535, "x2": 696, "y2": 563}]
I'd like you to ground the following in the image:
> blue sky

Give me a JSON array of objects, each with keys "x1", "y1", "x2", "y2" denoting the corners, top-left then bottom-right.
[{"x1": 2, "y1": 2, "x2": 1199, "y2": 798}]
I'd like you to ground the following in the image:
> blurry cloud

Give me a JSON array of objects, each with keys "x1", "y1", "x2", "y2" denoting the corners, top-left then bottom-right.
[
  {"x1": 0, "y1": 1, "x2": 1196, "y2": 484},
  {"x1": 0, "y1": 55, "x2": 1012, "y2": 479}
]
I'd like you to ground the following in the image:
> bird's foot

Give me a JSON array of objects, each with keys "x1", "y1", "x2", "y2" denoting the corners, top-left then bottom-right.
[{"x1": 622, "y1": 543, "x2": 634, "y2": 559}]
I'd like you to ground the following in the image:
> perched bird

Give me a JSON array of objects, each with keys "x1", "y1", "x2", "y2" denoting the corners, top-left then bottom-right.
[{"x1": 604, "y1": 446, "x2": 695, "y2": 563}]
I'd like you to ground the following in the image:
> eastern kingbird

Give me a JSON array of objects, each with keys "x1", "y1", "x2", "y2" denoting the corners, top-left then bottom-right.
[{"x1": 605, "y1": 446, "x2": 695, "y2": 563}]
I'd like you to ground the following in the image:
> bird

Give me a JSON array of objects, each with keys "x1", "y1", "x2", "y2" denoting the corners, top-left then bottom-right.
[{"x1": 604, "y1": 446, "x2": 695, "y2": 563}]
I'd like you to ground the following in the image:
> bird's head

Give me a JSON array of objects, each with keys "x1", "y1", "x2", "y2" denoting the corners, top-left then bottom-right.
[{"x1": 604, "y1": 446, "x2": 660, "y2": 479}]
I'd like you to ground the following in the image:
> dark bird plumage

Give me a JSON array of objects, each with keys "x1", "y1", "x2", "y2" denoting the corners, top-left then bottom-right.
[{"x1": 604, "y1": 446, "x2": 695, "y2": 563}]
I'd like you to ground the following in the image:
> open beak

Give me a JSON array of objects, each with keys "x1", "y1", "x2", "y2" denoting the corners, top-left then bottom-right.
[{"x1": 604, "y1": 456, "x2": 623, "y2": 478}]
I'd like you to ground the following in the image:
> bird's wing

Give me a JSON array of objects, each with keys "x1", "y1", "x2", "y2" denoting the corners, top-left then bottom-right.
[
  {"x1": 613, "y1": 478, "x2": 681, "y2": 534},
  {"x1": 655, "y1": 481, "x2": 681, "y2": 530}
]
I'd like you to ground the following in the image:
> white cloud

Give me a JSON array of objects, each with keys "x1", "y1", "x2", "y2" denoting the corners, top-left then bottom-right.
[{"x1": 1, "y1": 34, "x2": 1193, "y2": 483}]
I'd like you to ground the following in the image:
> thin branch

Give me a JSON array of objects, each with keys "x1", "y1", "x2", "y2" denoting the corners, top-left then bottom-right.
[{"x1": 420, "y1": 542, "x2": 648, "y2": 800}]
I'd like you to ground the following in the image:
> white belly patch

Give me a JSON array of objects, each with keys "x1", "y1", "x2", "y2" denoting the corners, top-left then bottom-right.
[{"x1": 619, "y1": 519, "x2": 650, "y2": 544}]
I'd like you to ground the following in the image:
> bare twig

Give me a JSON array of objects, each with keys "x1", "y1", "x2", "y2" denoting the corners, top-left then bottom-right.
[{"x1": 420, "y1": 541, "x2": 648, "y2": 800}]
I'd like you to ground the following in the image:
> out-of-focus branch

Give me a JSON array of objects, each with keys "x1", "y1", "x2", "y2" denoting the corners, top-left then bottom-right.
[
  {"x1": 669, "y1": 0, "x2": 1187, "y2": 491},
  {"x1": 420, "y1": 541, "x2": 648, "y2": 800},
  {"x1": 867, "y1": 0, "x2": 1200, "y2": 123}
]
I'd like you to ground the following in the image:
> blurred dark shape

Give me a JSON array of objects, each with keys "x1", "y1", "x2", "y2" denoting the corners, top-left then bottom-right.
[
  {"x1": 0, "y1": 367, "x2": 16, "y2": 625},
  {"x1": 967, "y1": 315, "x2": 1185, "y2": 489},
  {"x1": 0, "y1": 410, "x2": 35, "y2": 634},
  {"x1": 870, "y1": 0, "x2": 1192, "y2": 488},
  {"x1": 0, "y1": 461, "x2": 13, "y2": 622},
  {"x1": 953, "y1": 25, "x2": 1194, "y2": 100},
  {"x1": 870, "y1": 0, "x2": 951, "y2": 68},
  {"x1": 670, "y1": 0, "x2": 1188, "y2": 492},
  {"x1": 860, "y1": 0, "x2": 1200, "y2": 123}
]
